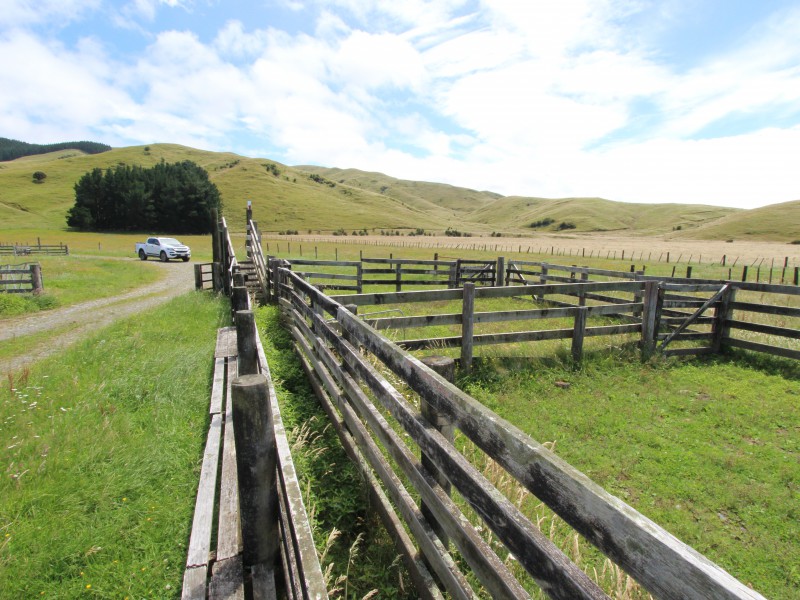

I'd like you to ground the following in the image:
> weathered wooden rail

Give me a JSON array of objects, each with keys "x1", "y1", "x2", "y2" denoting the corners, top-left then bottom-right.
[
  {"x1": 183, "y1": 217, "x2": 327, "y2": 599},
  {"x1": 331, "y1": 281, "x2": 646, "y2": 366},
  {"x1": 0, "y1": 263, "x2": 44, "y2": 294},
  {"x1": 508, "y1": 262, "x2": 800, "y2": 360},
  {"x1": 242, "y1": 247, "x2": 797, "y2": 362},
  {"x1": 271, "y1": 264, "x2": 766, "y2": 599}
]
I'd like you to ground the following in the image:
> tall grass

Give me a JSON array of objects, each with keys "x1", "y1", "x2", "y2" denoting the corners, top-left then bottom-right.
[
  {"x1": 0, "y1": 292, "x2": 228, "y2": 598},
  {"x1": 255, "y1": 305, "x2": 415, "y2": 598}
]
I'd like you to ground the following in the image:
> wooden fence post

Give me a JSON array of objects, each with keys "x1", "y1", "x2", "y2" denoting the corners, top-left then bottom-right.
[
  {"x1": 231, "y1": 374, "x2": 279, "y2": 569},
  {"x1": 419, "y1": 356, "x2": 455, "y2": 549},
  {"x1": 496, "y1": 256, "x2": 505, "y2": 286},
  {"x1": 356, "y1": 262, "x2": 363, "y2": 294},
  {"x1": 640, "y1": 281, "x2": 661, "y2": 359},
  {"x1": 194, "y1": 264, "x2": 203, "y2": 290},
  {"x1": 539, "y1": 263, "x2": 548, "y2": 302},
  {"x1": 236, "y1": 310, "x2": 259, "y2": 376},
  {"x1": 232, "y1": 286, "x2": 250, "y2": 315},
  {"x1": 461, "y1": 283, "x2": 475, "y2": 373},
  {"x1": 451, "y1": 260, "x2": 460, "y2": 288},
  {"x1": 30, "y1": 264, "x2": 43, "y2": 295},
  {"x1": 268, "y1": 259, "x2": 280, "y2": 304},
  {"x1": 221, "y1": 225, "x2": 231, "y2": 297},
  {"x1": 211, "y1": 208, "x2": 220, "y2": 263},
  {"x1": 579, "y1": 270, "x2": 589, "y2": 306},
  {"x1": 632, "y1": 272, "x2": 644, "y2": 317},
  {"x1": 711, "y1": 286, "x2": 736, "y2": 354},
  {"x1": 395, "y1": 262, "x2": 402, "y2": 292},
  {"x1": 571, "y1": 307, "x2": 587, "y2": 363},
  {"x1": 212, "y1": 263, "x2": 222, "y2": 293},
  {"x1": 741, "y1": 266, "x2": 748, "y2": 282}
]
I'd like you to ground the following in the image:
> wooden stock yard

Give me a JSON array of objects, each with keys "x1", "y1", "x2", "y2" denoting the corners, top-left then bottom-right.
[
  {"x1": 270, "y1": 266, "x2": 766, "y2": 599},
  {"x1": 208, "y1": 209, "x2": 796, "y2": 598}
]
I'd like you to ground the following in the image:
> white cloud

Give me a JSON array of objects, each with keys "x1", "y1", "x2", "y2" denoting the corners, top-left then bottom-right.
[
  {"x1": 0, "y1": 31, "x2": 135, "y2": 142},
  {"x1": 332, "y1": 30, "x2": 426, "y2": 90},
  {"x1": 581, "y1": 126, "x2": 800, "y2": 206},
  {"x1": 2, "y1": 0, "x2": 798, "y2": 209},
  {"x1": 0, "y1": 0, "x2": 101, "y2": 27},
  {"x1": 214, "y1": 20, "x2": 269, "y2": 58}
]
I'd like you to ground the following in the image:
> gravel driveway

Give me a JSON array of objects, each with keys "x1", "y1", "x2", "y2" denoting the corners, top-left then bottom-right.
[{"x1": 1, "y1": 260, "x2": 196, "y2": 374}]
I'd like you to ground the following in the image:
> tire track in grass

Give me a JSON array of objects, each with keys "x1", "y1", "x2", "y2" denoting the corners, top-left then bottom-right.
[{"x1": 0, "y1": 260, "x2": 195, "y2": 374}]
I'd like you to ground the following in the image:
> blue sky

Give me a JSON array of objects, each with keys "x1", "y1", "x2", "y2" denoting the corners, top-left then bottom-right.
[{"x1": 2, "y1": 0, "x2": 800, "y2": 209}]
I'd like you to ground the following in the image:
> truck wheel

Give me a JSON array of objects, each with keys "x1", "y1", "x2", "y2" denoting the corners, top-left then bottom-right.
[
  {"x1": 139, "y1": 249, "x2": 147, "y2": 261},
  {"x1": 160, "y1": 251, "x2": 168, "y2": 262},
  {"x1": 182, "y1": 256, "x2": 190, "y2": 262}
]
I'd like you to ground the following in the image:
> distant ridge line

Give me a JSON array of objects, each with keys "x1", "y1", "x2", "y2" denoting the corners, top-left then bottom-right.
[{"x1": 0, "y1": 137, "x2": 111, "y2": 162}]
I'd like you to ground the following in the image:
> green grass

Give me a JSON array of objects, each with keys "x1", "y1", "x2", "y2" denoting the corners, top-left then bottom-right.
[
  {"x1": 0, "y1": 257, "x2": 162, "y2": 318},
  {"x1": 0, "y1": 292, "x2": 229, "y2": 598},
  {"x1": 457, "y1": 350, "x2": 799, "y2": 599},
  {"x1": 0, "y1": 230, "x2": 213, "y2": 261},
  {"x1": 0, "y1": 292, "x2": 59, "y2": 318}
]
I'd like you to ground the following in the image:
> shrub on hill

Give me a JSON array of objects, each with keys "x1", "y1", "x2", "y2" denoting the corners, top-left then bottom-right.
[
  {"x1": 66, "y1": 160, "x2": 222, "y2": 234},
  {"x1": 529, "y1": 218, "x2": 555, "y2": 229},
  {"x1": 0, "y1": 137, "x2": 111, "y2": 161}
]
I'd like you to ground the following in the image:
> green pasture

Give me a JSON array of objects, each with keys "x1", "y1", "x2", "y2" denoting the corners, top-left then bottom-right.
[
  {"x1": 0, "y1": 292, "x2": 228, "y2": 598},
  {"x1": 0, "y1": 256, "x2": 161, "y2": 318},
  {"x1": 457, "y1": 351, "x2": 799, "y2": 599},
  {"x1": 0, "y1": 229, "x2": 213, "y2": 260}
]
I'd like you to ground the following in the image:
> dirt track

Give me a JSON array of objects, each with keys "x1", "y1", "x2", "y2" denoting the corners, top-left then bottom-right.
[{"x1": 1, "y1": 260, "x2": 195, "y2": 375}]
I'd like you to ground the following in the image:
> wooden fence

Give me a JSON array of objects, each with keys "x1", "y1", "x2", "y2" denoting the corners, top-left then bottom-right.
[
  {"x1": 0, "y1": 242, "x2": 69, "y2": 256},
  {"x1": 0, "y1": 263, "x2": 43, "y2": 294},
  {"x1": 183, "y1": 216, "x2": 328, "y2": 598},
  {"x1": 270, "y1": 264, "x2": 765, "y2": 599},
  {"x1": 331, "y1": 281, "x2": 646, "y2": 367},
  {"x1": 240, "y1": 248, "x2": 797, "y2": 362},
  {"x1": 507, "y1": 261, "x2": 800, "y2": 361}
]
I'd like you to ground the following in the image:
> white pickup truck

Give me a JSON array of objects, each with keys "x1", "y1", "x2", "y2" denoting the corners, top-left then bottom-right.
[{"x1": 135, "y1": 237, "x2": 191, "y2": 262}]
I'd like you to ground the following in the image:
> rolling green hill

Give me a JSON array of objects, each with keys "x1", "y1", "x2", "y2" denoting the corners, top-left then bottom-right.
[
  {"x1": 674, "y1": 200, "x2": 800, "y2": 242},
  {"x1": 465, "y1": 196, "x2": 737, "y2": 235},
  {"x1": 0, "y1": 143, "x2": 795, "y2": 240}
]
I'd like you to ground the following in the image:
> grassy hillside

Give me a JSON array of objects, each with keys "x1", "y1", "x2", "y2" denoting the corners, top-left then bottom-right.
[
  {"x1": 295, "y1": 166, "x2": 739, "y2": 236},
  {"x1": 675, "y1": 199, "x2": 800, "y2": 242},
  {"x1": 0, "y1": 145, "x2": 444, "y2": 233},
  {"x1": 0, "y1": 142, "x2": 795, "y2": 240},
  {"x1": 466, "y1": 196, "x2": 737, "y2": 235},
  {"x1": 295, "y1": 165, "x2": 502, "y2": 214}
]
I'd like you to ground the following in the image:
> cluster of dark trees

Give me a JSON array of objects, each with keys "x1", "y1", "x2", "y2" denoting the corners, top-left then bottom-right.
[
  {"x1": 0, "y1": 137, "x2": 111, "y2": 161},
  {"x1": 66, "y1": 160, "x2": 222, "y2": 234}
]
